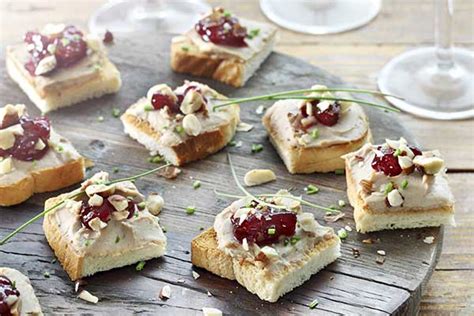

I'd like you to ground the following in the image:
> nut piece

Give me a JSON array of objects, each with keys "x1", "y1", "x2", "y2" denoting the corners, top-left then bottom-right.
[
  {"x1": 107, "y1": 195, "x2": 129, "y2": 211},
  {"x1": 413, "y1": 156, "x2": 444, "y2": 175},
  {"x1": 182, "y1": 114, "x2": 202, "y2": 136},
  {"x1": 180, "y1": 90, "x2": 204, "y2": 114},
  {"x1": 244, "y1": 169, "x2": 276, "y2": 187},
  {"x1": 78, "y1": 290, "x2": 99, "y2": 304},
  {"x1": 35, "y1": 55, "x2": 57, "y2": 76},
  {"x1": 112, "y1": 210, "x2": 129, "y2": 221},
  {"x1": 260, "y1": 246, "x2": 279, "y2": 259},
  {"x1": 398, "y1": 156, "x2": 413, "y2": 170},
  {"x1": 146, "y1": 193, "x2": 164, "y2": 216},
  {"x1": 159, "y1": 285, "x2": 171, "y2": 300},
  {"x1": 41, "y1": 23, "x2": 66, "y2": 36},
  {"x1": 202, "y1": 307, "x2": 223, "y2": 316},
  {"x1": 88, "y1": 217, "x2": 107, "y2": 231},
  {"x1": 88, "y1": 194, "x2": 104, "y2": 207},
  {"x1": 85, "y1": 184, "x2": 115, "y2": 197},
  {"x1": 84, "y1": 34, "x2": 102, "y2": 52},
  {"x1": 297, "y1": 213, "x2": 317, "y2": 232},
  {"x1": 34, "y1": 139, "x2": 47, "y2": 150},
  {"x1": 0, "y1": 157, "x2": 14, "y2": 175},
  {"x1": 387, "y1": 189, "x2": 404, "y2": 207},
  {"x1": 146, "y1": 84, "x2": 178, "y2": 104}
]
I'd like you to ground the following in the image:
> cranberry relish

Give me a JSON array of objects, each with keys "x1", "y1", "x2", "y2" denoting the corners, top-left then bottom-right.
[
  {"x1": 371, "y1": 144, "x2": 422, "y2": 177},
  {"x1": 80, "y1": 198, "x2": 138, "y2": 230},
  {"x1": 300, "y1": 100, "x2": 341, "y2": 128},
  {"x1": 151, "y1": 85, "x2": 207, "y2": 114},
  {"x1": 0, "y1": 116, "x2": 51, "y2": 161},
  {"x1": 0, "y1": 275, "x2": 20, "y2": 316},
  {"x1": 231, "y1": 203, "x2": 297, "y2": 247},
  {"x1": 24, "y1": 25, "x2": 87, "y2": 76},
  {"x1": 195, "y1": 8, "x2": 248, "y2": 47}
]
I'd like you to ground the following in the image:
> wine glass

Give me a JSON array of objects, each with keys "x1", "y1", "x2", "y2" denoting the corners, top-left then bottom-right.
[
  {"x1": 89, "y1": 0, "x2": 211, "y2": 34},
  {"x1": 378, "y1": 0, "x2": 474, "y2": 120},
  {"x1": 259, "y1": 0, "x2": 381, "y2": 35}
]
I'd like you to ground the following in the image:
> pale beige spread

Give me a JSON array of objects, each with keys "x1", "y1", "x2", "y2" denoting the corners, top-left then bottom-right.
[
  {"x1": 48, "y1": 172, "x2": 166, "y2": 257},
  {"x1": 214, "y1": 190, "x2": 336, "y2": 271},
  {"x1": 0, "y1": 267, "x2": 43, "y2": 316},
  {"x1": 125, "y1": 81, "x2": 239, "y2": 147},
  {"x1": 0, "y1": 104, "x2": 82, "y2": 186},
  {"x1": 344, "y1": 138, "x2": 455, "y2": 211},
  {"x1": 174, "y1": 16, "x2": 277, "y2": 61}
]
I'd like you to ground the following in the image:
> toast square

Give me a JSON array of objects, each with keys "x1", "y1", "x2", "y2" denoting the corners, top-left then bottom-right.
[
  {"x1": 262, "y1": 86, "x2": 371, "y2": 173},
  {"x1": 43, "y1": 172, "x2": 167, "y2": 281},
  {"x1": 170, "y1": 8, "x2": 277, "y2": 87},
  {"x1": 191, "y1": 191, "x2": 341, "y2": 302},
  {"x1": 343, "y1": 138, "x2": 455, "y2": 233},
  {"x1": 121, "y1": 81, "x2": 239, "y2": 166},
  {"x1": 0, "y1": 104, "x2": 85, "y2": 206},
  {"x1": 0, "y1": 267, "x2": 43, "y2": 315},
  {"x1": 6, "y1": 24, "x2": 121, "y2": 113}
]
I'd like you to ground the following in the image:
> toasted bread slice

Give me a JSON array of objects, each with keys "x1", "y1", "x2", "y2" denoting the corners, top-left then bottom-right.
[
  {"x1": 192, "y1": 228, "x2": 340, "y2": 302},
  {"x1": 170, "y1": 9, "x2": 277, "y2": 87},
  {"x1": 43, "y1": 173, "x2": 167, "y2": 281},
  {"x1": 121, "y1": 82, "x2": 239, "y2": 166},
  {"x1": 262, "y1": 98, "x2": 372, "y2": 174},
  {"x1": 0, "y1": 267, "x2": 43, "y2": 315}
]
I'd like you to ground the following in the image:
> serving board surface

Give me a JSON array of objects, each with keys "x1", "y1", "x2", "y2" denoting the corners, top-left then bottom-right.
[{"x1": 0, "y1": 35, "x2": 442, "y2": 315}]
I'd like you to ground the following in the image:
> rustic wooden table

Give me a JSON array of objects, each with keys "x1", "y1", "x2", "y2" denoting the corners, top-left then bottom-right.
[{"x1": 0, "y1": 0, "x2": 472, "y2": 315}]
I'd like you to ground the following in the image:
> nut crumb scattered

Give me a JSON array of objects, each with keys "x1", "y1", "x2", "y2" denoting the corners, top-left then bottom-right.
[
  {"x1": 377, "y1": 250, "x2": 386, "y2": 256},
  {"x1": 177, "y1": 279, "x2": 185, "y2": 283},
  {"x1": 236, "y1": 122, "x2": 254, "y2": 132},
  {"x1": 202, "y1": 307, "x2": 223, "y2": 316},
  {"x1": 344, "y1": 225, "x2": 352, "y2": 232},
  {"x1": 207, "y1": 290, "x2": 213, "y2": 297},
  {"x1": 74, "y1": 279, "x2": 87, "y2": 293},
  {"x1": 157, "y1": 166, "x2": 182, "y2": 179},
  {"x1": 376, "y1": 256, "x2": 386, "y2": 265},
  {"x1": 78, "y1": 290, "x2": 99, "y2": 304},
  {"x1": 159, "y1": 285, "x2": 171, "y2": 300},
  {"x1": 352, "y1": 248, "x2": 360, "y2": 258},
  {"x1": 362, "y1": 238, "x2": 374, "y2": 244},
  {"x1": 423, "y1": 236, "x2": 435, "y2": 244},
  {"x1": 324, "y1": 212, "x2": 345, "y2": 222},
  {"x1": 192, "y1": 271, "x2": 200, "y2": 280}
]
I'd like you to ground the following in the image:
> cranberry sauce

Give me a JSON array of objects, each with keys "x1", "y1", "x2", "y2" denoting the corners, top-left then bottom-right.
[
  {"x1": 24, "y1": 25, "x2": 87, "y2": 76},
  {"x1": 371, "y1": 145, "x2": 422, "y2": 177},
  {"x1": 301, "y1": 100, "x2": 341, "y2": 127},
  {"x1": 80, "y1": 199, "x2": 138, "y2": 229},
  {"x1": 0, "y1": 275, "x2": 20, "y2": 316},
  {"x1": 231, "y1": 205, "x2": 297, "y2": 247},
  {"x1": 151, "y1": 85, "x2": 207, "y2": 114},
  {"x1": 195, "y1": 8, "x2": 248, "y2": 47},
  {"x1": 0, "y1": 116, "x2": 51, "y2": 161}
]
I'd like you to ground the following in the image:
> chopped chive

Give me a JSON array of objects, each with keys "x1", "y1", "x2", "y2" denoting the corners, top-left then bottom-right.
[
  {"x1": 337, "y1": 228, "x2": 348, "y2": 239},
  {"x1": 310, "y1": 128, "x2": 320, "y2": 139},
  {"x1": 162, "y1": 226, "x2": 167, "y2": 233},
  {"x1": 267, "y1": 227, "x2": 276, "y2": 235},
  {"x1": 112, "y1": 108, "x2": 121, "y2": 117},
  {"x1": 329, "y1": 205, "x2": 340, "y2": 211},
  {"x1": 284, "y1": 238, "x2": 290, "y2": 246},
  {"x1": 136, "y1": 261, "x2": 146, "y2": 271},
  {"x1": 394, "y1": 148, "x2": 402, "y2": 156},
  {"x1": 43, "y1": 271, "x2": 50, "y2": 278},
  {"x1": 175, "y1": 125, "x2": 184, "y2": 134},
  {"x1": 112, "y1": 167, "x2": 119, "y2": 173},
  {"x1": 97, "y1": 116, "x2": 104, "y2": 122},
  {"x1": 186, "y1": 206, "x2": 196, "y2": 215},
  {"x1": 11, "y1": 281, "x2": 16, "y2": 290},
  {"x1": 193, "y1": 180, "x2": 201, "y2": 189},
  {"x1": 401, "y1": 179, "x2": 408, "y2": 189},
  {"x1": 247, "y1": 28, "x2": 260, "y2": 39},
  {"x1": 144, "y1": 104, "x2": 154, "y2": 111},
  {"x1": 229, "y1": 140, "x2": 237, "y2": 146},
  {"x1": 148, "y1": 155, "x2": 163, "y2": 163},
  {"x1": 61, "y1": 38, "x2": 70, "y2": 46},
  {"x1": 138, "y1": 202, "x2": 146, "y2": 209},
  {"x1": 290, "y1": 236, "x2": 301, "y2": 245},
  {"x1": 223, "y1": 10, "x2": 231, "y2": 17},
  {"x1": 84, "y1": 239, "x2": 90, "y2": 247},
  {"x1": 251, "y1": 144, "x2": 263, "y2": 153},
  {"x1": 338, "y1": 200, "x2": 346, "y2": 207},
  {"x1": 308, "y1": 299, "x2": 319, "y2": 309},
  {"x1": 181, "y1": 46, "x2": 189, "y2": 52},
  {"x1": 384, "y1": 182, "x2": 394, "y2": 195},
  {"x1": 115, "y1": 236, "x2": 120, "y2": 243},
  {"x1": 335, "y1": 169, "x2": 345, "y2": 175},
  {"x1": 55, "y1": 145, "x2": 64, "y2": 153},
  {"x1": 305, "y1": 184, "x2": 319, "y2": 195}
]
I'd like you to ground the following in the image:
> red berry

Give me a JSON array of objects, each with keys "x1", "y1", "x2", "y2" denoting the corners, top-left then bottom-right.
[
  {"x1": 151, "y1": 93, "x2": 180, "y2": 113},
  {"x1": 103, "y1": 30, "x2": 114, "y2": 44},
  {"x1": 315, "y1": 101, "x2": 340, "y2": 126},
  {"x1": 80, "y1": 199, "x2": 138, "y2": 229},
  {"x1": 196, "y1": 13, "x2": 248, "y2": 47},
  {"x1": 371, "y1": 146, "x2": 402, "y2": 176},
  {"x1": 0, "y1": 275, "x2": 20, "y2": 315}
]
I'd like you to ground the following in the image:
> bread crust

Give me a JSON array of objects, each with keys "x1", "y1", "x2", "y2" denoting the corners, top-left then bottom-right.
[
  {"x1": 191, "y1": 228, "x2": 340, "y2": 302},
  {"x1": 121, "y1": 112, "x2": 238, "y2": 166},
  {"x1": 171, "y1": 37, "x2": 245, "y2": 87},
  {"x1": 262, "y1": 112, "x2": 372, "y2": 173},
  {"x1": 345, "y1": 163, "x2": 455, "y2": 233},
  {"x1": 0, "y1": 158, "x2": 85, "y2": 207}
]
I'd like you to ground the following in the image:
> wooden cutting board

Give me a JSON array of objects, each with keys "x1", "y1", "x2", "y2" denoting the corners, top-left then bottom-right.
[{"x1": 0, "y1": 35, "x2": 442, "y2": 315}]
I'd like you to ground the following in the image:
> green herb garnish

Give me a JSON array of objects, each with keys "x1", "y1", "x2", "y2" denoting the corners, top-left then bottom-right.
[
  {"x1": 148, "y1": 155, "x2": 163, "y2": 164},
  {"x1": 181, "y1": 46, "x2": 189, "y2": 52},
  {"x1": 401, "y1": 179, "x2": 409, "y2": 189},
  {"x1": 136, "y1": 261, "x2": 146, "y2": 271},
  {"x1": 335, "y1": 169, "x2": 345, "y2": 175},
  {"x1": 310, "y1": 128, "x2": 320, "y2": 139},
  {"x1": 43, "y1": 271, "x2": 50, "y2": 278},
  {"x1": 308, "y1": 299, "x2": 319, "y2": 309},
  {"x1": 112, "y1": 108, "x2": 121, "y2": 117},
  {"x1": 115, "y1": 236, "x2": 120, "y2": 243},
  {"x1": 97, "y1": 116, "x2": 104, "y2": 122},
  {"x1": 175, "y1": 125, "x2": 185, "y2": 134},
  {"x1": 193, "y1": 180, "x2": 201, "y2": 189},
  {"x1": 186, "y1": 206, "x2": 196, "y2": 215},
  {"x1": 267, "y1": 227, "x2": 276, "y2": 235},
  {"x1": 144, "y1": 104, "x2": 154, "y2": 111},
  {"x1": 305, "y1": 184, "x2": 319, "y2": 195},
  {"x1": 247, "y1": 28, "x2": 260, "y2": 39},
  {"x1": 251, "y1": 144, "x2": 263, "y2": 153},
  {"x1": 290, "y1": 236, "x2": 301, "y2": 245},
  {"x1": 384, "y1": 182, "x2": 394, "y2": 195},
  {"x1": 338, "y1": 228, "x2": 348, "y2": 239}
]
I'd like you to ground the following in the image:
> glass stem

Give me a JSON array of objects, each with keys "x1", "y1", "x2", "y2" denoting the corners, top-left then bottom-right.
[{"x1": 435, "y1": 0, "x2": 454, "y2": 71}]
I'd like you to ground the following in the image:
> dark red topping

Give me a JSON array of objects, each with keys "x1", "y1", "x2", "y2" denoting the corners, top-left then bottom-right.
[
  {"x1": 0, "y1": 275, "x2": 20, "y2": 316},
  {"x1": 231, "y1": 205, "x2": 297, "y2": 247},
  {"x1": 300, "y1": 100, "x2": 341, "y2": 127},
  {"x1": 151, "y1": 94, "x2": 180, "y2": 113},
  {"x1": 80, "y1": 199, "x2": 138, "y2": 230},
  {"x1": 24, "y1": 25, "x2": 87, "y2": 76},
  {"x1": 195, "y1": 9, "x2": 247, "y2": 47},
  {"x1": 103, "y1": 30, "x2": 114, "y2": 44},
  {"x1": 0, "y1": 116, "x2": 51, "y2": 161},
  {"x1": 371, "y1": 145, "x2": 422, "y2": 177}
]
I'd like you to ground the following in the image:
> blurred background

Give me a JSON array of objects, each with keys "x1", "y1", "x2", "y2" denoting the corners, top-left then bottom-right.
[{"x1": 0, "y1": 0, "x2": 473, "y2": 314}]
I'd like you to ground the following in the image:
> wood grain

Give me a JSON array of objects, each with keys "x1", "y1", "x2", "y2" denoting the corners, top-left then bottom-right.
[{"x1": 0, "y1": 0, "x2": 472, "y2": 314}]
